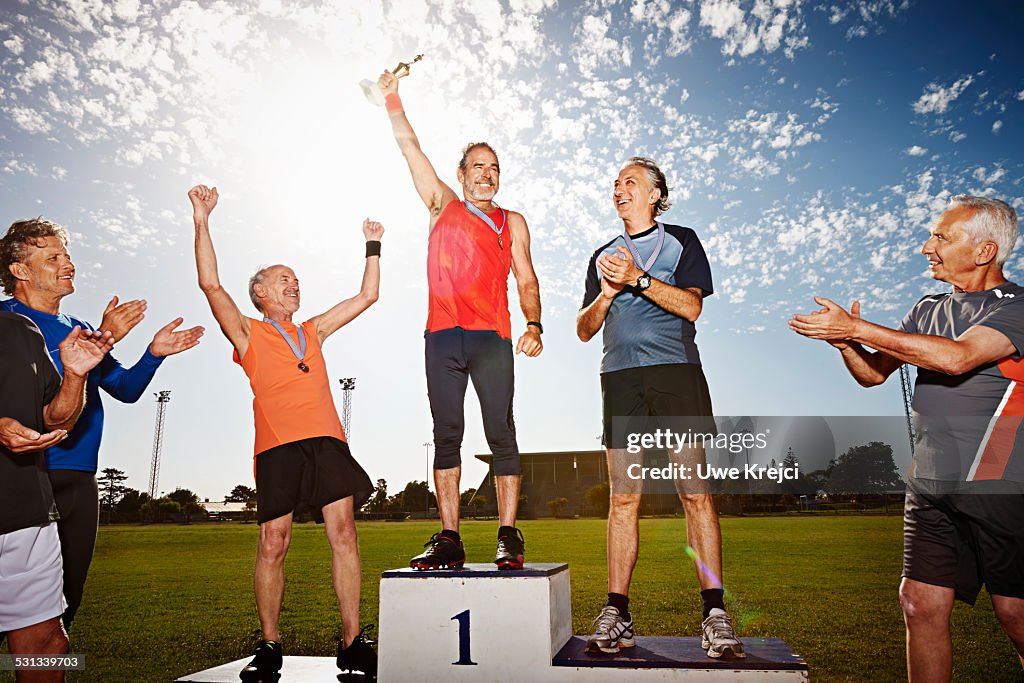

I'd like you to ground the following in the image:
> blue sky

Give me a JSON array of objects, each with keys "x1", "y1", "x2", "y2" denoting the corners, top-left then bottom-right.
[{"x1": 1, "y1": 0, "x2": 1021, "y2": 502}]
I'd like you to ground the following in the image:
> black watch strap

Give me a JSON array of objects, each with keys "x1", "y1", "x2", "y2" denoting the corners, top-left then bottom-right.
[{"x1": 527, "y1": 321, "x2": 543, "y2": 334}]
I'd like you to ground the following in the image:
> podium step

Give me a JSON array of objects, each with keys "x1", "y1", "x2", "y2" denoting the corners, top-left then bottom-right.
[
  {"x1": 175, "y1": 656, "x2": 337, "y2": 682},
  {"x1": 555, "y1": 636, "x2": 808, "y2": 678}
]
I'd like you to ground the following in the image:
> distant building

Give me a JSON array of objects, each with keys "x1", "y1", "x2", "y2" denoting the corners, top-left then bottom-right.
[
  {"x1": 200, "y1": 500, "x2": 249, "y2": 520},
  {"x1": 472, "y1": 450, "x2": 682, "y2": 517}
]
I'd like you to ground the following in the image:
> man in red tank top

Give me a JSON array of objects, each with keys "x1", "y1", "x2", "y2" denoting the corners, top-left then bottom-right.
[
  {"x1": 377, "y1": 71, "x2": 544, "y2": 571},
  {"x1": 190, "y1": 185, "x2": 382, "y2": 681}
]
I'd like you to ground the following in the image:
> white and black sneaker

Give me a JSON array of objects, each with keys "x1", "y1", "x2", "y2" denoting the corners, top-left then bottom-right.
[
  {"x1": 701, "y1": 608, "x2": 746, "y2": 659},
  {"x1": 585, "y1": 605, "x2": 635, "y2": 654}
]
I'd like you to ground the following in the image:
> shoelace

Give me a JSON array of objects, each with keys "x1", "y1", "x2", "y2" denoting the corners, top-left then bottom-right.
[
  {"x1": 354, "y1": 624, "x2": 376, "y2": 646},
  {"x1": 593, "y1": 606, "x2": 624, "y2": 634},
  {"x1": 706, "y1": 613, "x2": 734, "y2": 639},
  {"x1": 423, "y1": 532, "x2": 442, "y2": 548}
]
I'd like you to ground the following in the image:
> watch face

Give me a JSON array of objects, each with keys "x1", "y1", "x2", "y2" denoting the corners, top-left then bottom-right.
[{"x1": 638, "y1": 274, "x2": 651, "y2": 290}]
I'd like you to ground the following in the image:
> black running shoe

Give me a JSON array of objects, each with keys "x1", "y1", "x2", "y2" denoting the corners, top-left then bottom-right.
[
  {"x1": 337, "y1": 625, "x2": 378, "y2": 680},
  {"x1": 495, "y1": 527, "x2": 525, "y2": 570},
  {"x1": 410, "y1": 532, "x2": 465, "y2": 569},
  {"x1": 239, "y1": 639, "x2": 282, "y2": 682}
]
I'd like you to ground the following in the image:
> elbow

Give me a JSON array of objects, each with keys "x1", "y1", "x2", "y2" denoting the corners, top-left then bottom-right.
[
  {"x1": 198, "y1": 280, "x2": 221, "y2": 295},
  {"x1": 940, "y1": 356, "x2": 972, "y2": 376},
  {"x1": 575, "y1": 317, "x2": 593, "y2": 343},
  {"x1": 856, "y1": 376, "x2": 884, "y2": 388},
  {"x1": 361, "y1": 291, "x2": 379, "y2": 307}
]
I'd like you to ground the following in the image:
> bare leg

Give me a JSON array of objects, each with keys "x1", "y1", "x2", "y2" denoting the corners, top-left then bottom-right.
[
  {"x1": 679, "y1": 492, "x2": 723, "y2": 589},
  {"x1": 495, "y1": 474, "x2": 521, "y2": 527},
  {"x1": 323, "y1": 497, "x2": 361, "y2": 647},
  {"x1": 7, "y1": 617, "x2": 68, "y2": 683},
  {"x1": 608, "y1": 492, "x2": 641, "y2": 594},
  {"x1": 992, "y1": 594, "x2": 1024, "y2": 669},
  {"x1": 434, "y1": 465, "x2": 461, "y2": 532},
  {"x1": 606, "y1": 447, "x2": 642, "y2": 595},
  {"x1": 900, "y1": 577, "x2": 954, "y2": 682},
  {"x1": 254, "y1": 514, "x2": 292, "y2": 642}
]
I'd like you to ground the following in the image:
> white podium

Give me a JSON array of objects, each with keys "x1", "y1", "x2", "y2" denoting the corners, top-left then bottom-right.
[
  {"x1": 180, "y1": 562, "x2": 808, "y2": 682},
  {"x1": 378, "y1": 563, "x2": 572, "y2": 682}
]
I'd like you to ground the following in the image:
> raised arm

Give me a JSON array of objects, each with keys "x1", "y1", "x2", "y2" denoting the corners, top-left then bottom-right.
[
  {"x1": 190, "y1": 185, "x2": 250, "y2": 357},
  {"x1": 377, "y1": 71, "x2": 458, "y2": 218},
  {"x1": 310, "y1": 219, "x2": 383, "y2": 343},
  {"x1": 507, "y1": 212, "x2": 543, "y2": 356}
]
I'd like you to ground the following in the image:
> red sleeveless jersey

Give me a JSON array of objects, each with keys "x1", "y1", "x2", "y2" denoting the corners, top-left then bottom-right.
[{"x1": 426, "y1": 201, "x2": 513, "y2": 340}]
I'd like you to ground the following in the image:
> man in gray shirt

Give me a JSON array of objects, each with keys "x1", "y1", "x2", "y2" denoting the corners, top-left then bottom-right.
[
  {"x1": 578, "y1": 157, "x2": 744, "y2": 660},
  {"x1": 790, "y1": 195, "x2": 1024, "y2": 681}
]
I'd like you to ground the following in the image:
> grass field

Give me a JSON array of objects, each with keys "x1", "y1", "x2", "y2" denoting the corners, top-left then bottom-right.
[{"x1": 7, "y1": 517, "x2": 1020, "y2": 682}]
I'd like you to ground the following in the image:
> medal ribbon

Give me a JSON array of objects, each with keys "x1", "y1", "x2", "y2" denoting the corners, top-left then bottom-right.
[
  {"x1": 464, "y1": 201, "x2": 508, "y2": 245},
  {"x1": 263, "y1": 317, "x2": 307, "y2": 366},
  {"x1": 621, "y1": 222, "x2": 665, "y2": 272}
]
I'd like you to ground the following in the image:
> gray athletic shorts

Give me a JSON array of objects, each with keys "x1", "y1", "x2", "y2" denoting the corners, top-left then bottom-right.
[{"x1": 0, "y1": 522, "x2": 65, "y2": 631}]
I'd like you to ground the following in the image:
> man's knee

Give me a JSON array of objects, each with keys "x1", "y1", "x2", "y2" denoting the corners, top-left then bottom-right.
[
  {"x1": 258, "y1": 524, "x2": 291, "y2": 563},
  {"x1": 325, "y1": 517, "x2": 358, "y2": 552},
  {"x1": 899, "y1": 579, "x2": 953, "y2": 628},
  {"x1": 679, "y1": 491, "x2": 715, "y2": 513},
  {"x1": 491, "y1": 451, "x2": 521, "y2": 476},
  {"x1": 610, "y1": 493, "x2": 642, "y2": 514},
  {"x1": 992, "y1": 596, "x2": 1024, "y2": 640}
]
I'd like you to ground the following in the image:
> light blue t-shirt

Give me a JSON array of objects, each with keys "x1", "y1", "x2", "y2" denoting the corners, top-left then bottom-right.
[{"x1": 581, "y1": 223, "x2": 714, "y2": 374}]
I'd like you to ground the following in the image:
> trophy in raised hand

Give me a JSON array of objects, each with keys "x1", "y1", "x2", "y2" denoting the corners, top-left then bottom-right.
[{"x1": 359, "y1": 54, "x2": 423, "y2": 106}]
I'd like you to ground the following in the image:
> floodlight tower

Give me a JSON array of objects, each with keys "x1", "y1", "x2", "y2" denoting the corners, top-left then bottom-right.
[
  {"x1": 339, "y1": 378, "x2": 356, "y2": 442},
  {"x1": 148, "y1": 391, "x2": 172, "y2": 499},
  {"x1": 899, "y1": 365, "x2": 916, "y2": 455}
]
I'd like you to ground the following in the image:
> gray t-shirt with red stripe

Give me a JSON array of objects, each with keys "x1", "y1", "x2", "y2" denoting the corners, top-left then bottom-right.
[{"x1": 901, "y1": 282, "x2": 1024, "y2": 481}]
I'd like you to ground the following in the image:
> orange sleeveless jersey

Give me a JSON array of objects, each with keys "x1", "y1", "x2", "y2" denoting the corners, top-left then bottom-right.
[
  {"x1": 426, "y1": 201, "x2": 513, "y2": 340},
  {"x1": 233, "y1": 319, "x2": 346, "y2": 458}
]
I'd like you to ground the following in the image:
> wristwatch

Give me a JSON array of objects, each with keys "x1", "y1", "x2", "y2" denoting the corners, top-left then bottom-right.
[
  {"x1": 527, "y1": 321, "x2": 544, "y2": 334},
  {"x1": 636, "y1": 272, "x2": 652, "y2": 292}
]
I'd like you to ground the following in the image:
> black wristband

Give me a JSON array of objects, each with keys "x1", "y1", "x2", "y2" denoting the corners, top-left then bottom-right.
[
  {"x1": 527, "y1": 320, "x2": 543, "y2": 334},
  {"x1": 366, "y1": 240, "x2": 381, "y2": 258}
]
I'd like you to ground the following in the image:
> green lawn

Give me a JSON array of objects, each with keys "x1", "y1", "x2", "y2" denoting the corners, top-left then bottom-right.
[{"x1": 13, "y1": 517, "x2": 1020, "y2": 682}]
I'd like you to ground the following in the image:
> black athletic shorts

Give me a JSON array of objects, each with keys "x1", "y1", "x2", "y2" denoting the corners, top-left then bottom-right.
[
  {"x1": 255, "y1": 436, "x2": 373, "y2": 524},
  {"x1": 902, "y1": 479, "x2": 1024, "y2": 603},
  {"x1": 601, "y1": 362, "x2": 716, "y2": 449}
]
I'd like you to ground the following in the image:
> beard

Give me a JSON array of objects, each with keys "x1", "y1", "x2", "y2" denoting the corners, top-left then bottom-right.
[{"x1": 464, "y1": 182, "x2": 497, "y2": 202}]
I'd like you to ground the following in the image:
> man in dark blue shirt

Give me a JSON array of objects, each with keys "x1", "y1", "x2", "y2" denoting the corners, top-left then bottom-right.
[
  {"x1": 577, "y1": 157, "x2": 744, "y2": 660},
  {"x1": 0, "y1": 218, "x2": 204, "y2": 630}
]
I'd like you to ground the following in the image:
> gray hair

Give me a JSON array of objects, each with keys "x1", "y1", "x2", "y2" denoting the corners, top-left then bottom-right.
[
  {"x1": 248, "y1": 264, "x2": 287, "y2": 314},
  {"x1": 949, "y1": 195, "x2": 1019, "y2": 267},
  {"x1": 623, "y1": 156, "x2": 671, "y2": 217}
]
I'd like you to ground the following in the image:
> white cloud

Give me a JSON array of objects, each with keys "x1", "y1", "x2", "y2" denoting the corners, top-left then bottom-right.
[
  {"x1": 905, "y1": 145, "x2": 926, "y2": 156},
  {"x1": 1016, "y1": 90, "x2": 1024, "y2": 101},
  {"x1": 698, "y1": 0, "x2": 808, "y2": 59},
  {"x1": 7, "y1": 106, "x2": 51, "y2": 133},
  {"x1": 572, "y1": 13, "x2": 631, "y2": 76},
  {"x1": 913, "y1": 75, "x2": 974, "y2": 115},
  {"x1": 972, "y1": 166, "x2": 1006, "y2": 186},
  {"x1": 992, "y1": 120, "x2": 1003, "y2": 134},
  {"x1": 949, "y1": 130, "x2": 967, "y2": 143},
  {"x1": 4, "y1": 34, "x2": 24, "y2": 54}
]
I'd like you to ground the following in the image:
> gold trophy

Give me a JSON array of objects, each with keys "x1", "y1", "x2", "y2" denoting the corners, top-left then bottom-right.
[{"x1": 359, "y1": 54, "x2": 423, "y2": 106}]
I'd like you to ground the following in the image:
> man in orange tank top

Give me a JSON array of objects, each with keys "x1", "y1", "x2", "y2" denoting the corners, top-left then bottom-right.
[
  {"x1": 377, "y1": 71, "x2": 543, "y2": 571},
  {"x1": 189, "y1": 184, "x2": 382, "y2": 682}
]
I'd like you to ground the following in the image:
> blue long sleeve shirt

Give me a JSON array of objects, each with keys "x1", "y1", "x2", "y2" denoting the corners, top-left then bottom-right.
[{"x1": 1, "y1": 298, "x2": 164, "y2": 473}]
